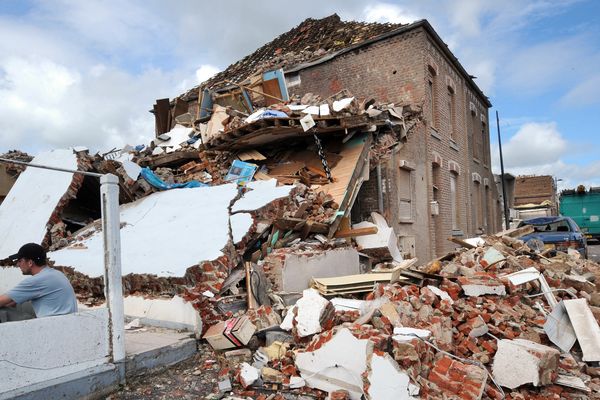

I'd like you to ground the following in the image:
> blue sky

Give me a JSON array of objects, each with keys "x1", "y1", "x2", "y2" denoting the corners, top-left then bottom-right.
[{"x1": 0, "y1": 0, "x2": 598, "y2": 190}]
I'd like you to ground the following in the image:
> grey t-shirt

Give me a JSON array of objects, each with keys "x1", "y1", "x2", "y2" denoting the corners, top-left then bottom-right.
[{"x1": 7, "y1": 267, "x2": 78, "y2": 317}]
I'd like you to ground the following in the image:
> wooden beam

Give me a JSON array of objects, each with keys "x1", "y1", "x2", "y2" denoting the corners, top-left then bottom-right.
[
  {"x1": 224, "y1": 79, "x2": 284, "y2": 103},
  {"x1": 448, "y1": 237, "x2": 476, "y2": 249},
  {"x1": 334, "y1": 226, "x2": 378, "y2": 238}
]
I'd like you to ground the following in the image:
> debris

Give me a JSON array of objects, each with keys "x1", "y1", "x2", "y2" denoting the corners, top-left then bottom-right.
[
  {"x1": 203, "y1": 316, "x2": 257, "y2": 350},
  {"x1": 563, "y1": 298, "x2": 600, "y2": 362},
  {"x1": 492, "y1": 339, "x2": 560, "y2": 389},
  {"x1": 458, "y1": 274, "x2": 507, "y2": 296},
  {"x1": 311, "y1": 271, "x2": 406, "y2": 296},
  {"x1": 239, "y1": 362, "x2": 260, "y2": 388},
  {"x1": 295, "y1": 328, "x2": 369, "y2": 399},
  {"x1": 367, "y1": 352, "x2": 419, "y2": 399},
  {"x1": 353, "y1": 212, "x2": 403, "y2": 262}
]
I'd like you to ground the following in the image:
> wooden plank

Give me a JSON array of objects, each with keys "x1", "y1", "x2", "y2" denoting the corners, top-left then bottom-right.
[
  {"x1": 154, "y1": 98, "x2": 171, "y2": 135},
  {"x1": 322, "y1": 134, "x2": 372, "y2": 237},
  {"x1": 262, "y1": 78, "x2": 283, "y2": 106},
  {"x1": 495, "y1": 225, "x2": 535, "y2": 238},
  {"x1": 448, "y1": 237, "x2": 476, "y2": 249},
  {"x1": 334, "y1": 226, "x2": 378, "y2": 238}
]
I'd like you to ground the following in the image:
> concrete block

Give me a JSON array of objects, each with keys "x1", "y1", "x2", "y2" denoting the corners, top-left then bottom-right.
[
  {"x1": 280, "y1": 247, "x2": 361, "y2": 292},
  {"x1": 239, "y1": 362, "x2": 259, "y2": 388},
  {"x1": 492, "y1": 339, "x2": 560, "y2": 389}
]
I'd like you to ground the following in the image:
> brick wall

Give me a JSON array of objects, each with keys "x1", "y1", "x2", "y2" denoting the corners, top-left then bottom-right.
[
  {"x1": 288, "y1": 25, "x2": 499, "y2": 259},
  {"x1": 286, "y1": 25, "x2": 499, "y2": 259},
  {"x1": 514, "y1": 175, "x2": 555, "y2": 206}
]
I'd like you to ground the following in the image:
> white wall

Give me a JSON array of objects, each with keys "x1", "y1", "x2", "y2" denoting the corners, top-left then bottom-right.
[
  {"x1": 0, "y1": 308, "x2": 110, "y2": 394},
  {"x1": 0, "y1": 267, "x2": 25, "y2": 293},
  {"x1": 124, "y1": 295, "x2": 201, "y2": 332}
]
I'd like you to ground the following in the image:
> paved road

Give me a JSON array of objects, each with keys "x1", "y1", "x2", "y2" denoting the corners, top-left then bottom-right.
[{"x1": 588, "y1": 241, "x2": 600, "y2": 262}]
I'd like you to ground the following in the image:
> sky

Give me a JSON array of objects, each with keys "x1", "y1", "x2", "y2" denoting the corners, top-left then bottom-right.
[{"x1": 0, "y1": 0, "x2": 599, "y2": 190}]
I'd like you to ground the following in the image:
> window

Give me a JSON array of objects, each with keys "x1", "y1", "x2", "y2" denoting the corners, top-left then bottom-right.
[
  {"x1": 447, "y1": 86, "x2": 456, "y2": 140},
  {"x1": 450, "y1": 173, "x2": 459, "y2": 230},
  {"x1": 427, "y1": 66, "x2": 437, "y2": 129},
  {"x1": 472, "y1": 112, "x2": 480, "y2": 160},
  {"x1": 474, "y1": 182, "x2": 483, "y2": 232},
  {"x1": 481, "y1": 121, "x2": 488, "y2": 166},
  {"x1": 398, "y1": 167, "x2": 413, "y2": 222}
]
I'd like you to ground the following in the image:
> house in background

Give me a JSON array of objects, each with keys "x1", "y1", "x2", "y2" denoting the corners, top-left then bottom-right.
[{"x1": 156, "y1": 14, "x2": 500, "y2": 261}]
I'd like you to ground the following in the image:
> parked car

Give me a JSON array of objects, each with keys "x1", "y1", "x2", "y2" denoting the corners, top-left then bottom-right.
[{"x1": 518, "y1": 216, "x2": 588, "y2": 258}]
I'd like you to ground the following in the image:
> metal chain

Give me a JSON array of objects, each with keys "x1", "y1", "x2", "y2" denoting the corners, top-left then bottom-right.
[{"x1": 311, "y1": 128, "x2": 333, "y2": 182}]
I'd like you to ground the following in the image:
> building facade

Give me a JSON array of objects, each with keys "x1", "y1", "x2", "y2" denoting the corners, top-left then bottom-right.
[{"x1": 281, "y1": 20, "x2": 500, "y2": 260}]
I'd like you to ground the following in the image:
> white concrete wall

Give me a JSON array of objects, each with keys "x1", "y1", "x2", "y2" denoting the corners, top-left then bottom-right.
[
  {"x1": 124, "y1": 295, "x2": 201, "y2": 332},
  {"x1": 0, "y1": 308, "x2": 110, "y2": 394},
  {"x1": 0, "y1": 267, "x2": 25, "y2": 293},
  {"x1": 283, "y1": 248, "x2": 361, "y2": 292}
]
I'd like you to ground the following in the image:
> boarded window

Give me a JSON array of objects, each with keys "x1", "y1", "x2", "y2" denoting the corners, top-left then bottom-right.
[
  {"x1": 398, "y1": 168, "x2": 413, "y2": 222},
  {"x1": 447, "y1": 87, "x2": 456, "y2": 140},
  {"x1": 427, "y1": 66, "x2": 437, "y2": 129},
  {"x1": 450, "y1": 173, "x2": 459, "y2": 230}
]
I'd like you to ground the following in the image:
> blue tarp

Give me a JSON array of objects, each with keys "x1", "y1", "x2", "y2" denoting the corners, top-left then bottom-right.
[
  {"x1": 258, "y1": 110, "x2": 288, "y2": 119},
  {"x1": 140, "y1": 167, "x2": 207, "y2": 190}
]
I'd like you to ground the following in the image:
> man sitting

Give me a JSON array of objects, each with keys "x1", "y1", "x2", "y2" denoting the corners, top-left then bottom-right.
[{"x1": 0, "y1": 243, "x2": 77, "y2": 319}]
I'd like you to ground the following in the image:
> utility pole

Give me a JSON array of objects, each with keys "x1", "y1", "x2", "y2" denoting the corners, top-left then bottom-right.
[{"x1": 496, "y1": 111, "x2": 510, "y2": 230}]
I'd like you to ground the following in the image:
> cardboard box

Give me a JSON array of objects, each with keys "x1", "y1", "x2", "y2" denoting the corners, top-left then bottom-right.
[{"x1": 203, "y1": 316, "x2": 257, "y2": 350}]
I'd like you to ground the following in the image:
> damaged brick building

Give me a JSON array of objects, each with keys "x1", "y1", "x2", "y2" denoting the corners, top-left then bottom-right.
[{"x1": 159, "y1": 14, "x2": 500, "y2": 262}]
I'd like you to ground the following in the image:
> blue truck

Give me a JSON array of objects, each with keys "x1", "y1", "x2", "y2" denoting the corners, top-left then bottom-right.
[{"x1": 559, "y1": 186, "x2": 600, "y2": 240}]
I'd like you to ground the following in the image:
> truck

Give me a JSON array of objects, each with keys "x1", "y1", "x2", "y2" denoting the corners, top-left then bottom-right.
[{"x1": 559, "y1": 186, "x2": 600, "y2": 240}]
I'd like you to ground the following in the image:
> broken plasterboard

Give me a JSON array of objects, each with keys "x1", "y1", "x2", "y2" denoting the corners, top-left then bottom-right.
[
  {"x1": 295, "y1": 328, "x2": 371, "y2": 400},
  {"x1": 544, "y1": 301, "x2": 577, "y2": 353},
  {"x1": 0, "y1": 149, "x2": 77, "y2": 259},
  {"x1": 368, "y1": 353, "x2": 419, "y2": 399},
  {"x1": 504, "y1": 267, "x2": 540, "y2": 286},
  {"x1": 563, "y1": 298, "x2": 600, "y2": 362},
  {"x1": 231, "y1": 179, "x2": 292, "y2": 212},
  {"x1": 50, "y1": 184, "x2": 241, "y2": 277},
  {"x1": 153, "y1": 124, "x2": 193, "y2": 151}
]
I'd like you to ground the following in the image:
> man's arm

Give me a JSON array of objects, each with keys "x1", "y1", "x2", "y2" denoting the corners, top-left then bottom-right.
[{"x1": 0, "y1": 294, "x2": 16, "y2": 308}]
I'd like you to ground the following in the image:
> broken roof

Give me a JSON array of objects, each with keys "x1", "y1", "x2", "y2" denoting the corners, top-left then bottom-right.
[
  {"x1": 177, "y1": 14, "x2": 490, "y2": 107},
  {"x1": 178, "y1": 14, "x2": 402, "y2": 101}
]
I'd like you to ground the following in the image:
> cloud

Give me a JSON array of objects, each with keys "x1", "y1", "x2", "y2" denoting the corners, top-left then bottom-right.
[
  {"x1": 0, "y1": 55, "x2": 192, "y2": 153},
  {"x1": 502, "y1": 122, "x2": 567, "y2": 168},
  {"x1": 363, "y1": 3, "x2": 419, "y2": 24},
  {"x1": 196, "y1": 65, "x2": 220, "y2": 84},
  {"x1": 561, "y1": 74, "x2": 600, "y2": 107}
]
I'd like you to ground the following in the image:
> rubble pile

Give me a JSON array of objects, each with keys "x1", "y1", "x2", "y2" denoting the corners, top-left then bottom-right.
[
  {"x1": 187, "y1": 229, "x2": 600, "y2": 400},
  {"x1": 3, "y1": 85, "x2": 600, "y2": 399}
]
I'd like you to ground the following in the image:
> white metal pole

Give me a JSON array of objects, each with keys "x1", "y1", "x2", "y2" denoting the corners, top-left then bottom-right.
[{"x1": 100, "y1": 174, "x2": 126, "y2": 363}]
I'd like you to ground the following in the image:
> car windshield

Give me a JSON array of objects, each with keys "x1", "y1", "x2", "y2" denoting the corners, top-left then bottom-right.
[{"x1": 530, "y1": 220, "x2": 571, "y2": 233}]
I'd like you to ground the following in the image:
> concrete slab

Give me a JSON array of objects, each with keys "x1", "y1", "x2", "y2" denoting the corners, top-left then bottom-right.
[
  {"x1": 0, "y1": 364, "x2": 120, "y2": 400},
  {"x1": 125, "y1": 327, "x2": 197, "y2": 377},
  {"x1": 1, "y1": 326, "x2": 197, "y2": 400}
]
